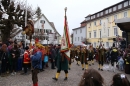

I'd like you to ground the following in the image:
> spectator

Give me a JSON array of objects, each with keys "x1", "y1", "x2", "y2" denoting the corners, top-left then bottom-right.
[
  {"x1": 21, "y1": 46, "x2": 30, "y2": 75},
  {"x1": 111, "y1": 73, "x2": 130, "y2": 86},
  {"x1": 0, "y1": 44, "x2": 8, "y2": 77},
  {"x1": 10, "y1": 44, "x2": 20, "y2": 75},
  {"x1": 79, "y1": 68, "x2": 104, "y2": 86},
  {"x1": 118, "y1": 54, "x2": 124, "y2": 71}
]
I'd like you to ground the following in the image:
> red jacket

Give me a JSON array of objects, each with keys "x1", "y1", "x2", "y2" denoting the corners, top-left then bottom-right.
[{"x1": 23, "y1": 50, "x2": 30, "y2": 64}]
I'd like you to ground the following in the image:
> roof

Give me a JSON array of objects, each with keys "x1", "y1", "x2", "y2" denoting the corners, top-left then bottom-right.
[
  {"x1": 72, "y1": 26, "x2": 86, "y2": 30},
  {"x1": 49, "y1": 22, "x2": 60, "y2": 36},
  {"x1": 115, "y1": 18, "x2": 130, "y2": 31},
  {"x1": 34, "y1": 14, "x2": 61, "y2": 36},
  {"x1": 80, "y1": 20, "x2": 87, "y2": 24},
  {"x1": 85, "y1": 0, "x2": 125, "y2": 18}
]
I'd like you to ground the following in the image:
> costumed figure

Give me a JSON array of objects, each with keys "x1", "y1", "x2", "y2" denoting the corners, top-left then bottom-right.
[
  {"x1": 98, "y1": 44, "x2": 106, "y2": 71},
  {"x1": 110, "y1": 46, "x2": 118, "y2": 72},
  {"x1": 30, "y1": 43, "x2": 43, "y2": 86},
  {"x1": 52, "y1": 45, "x2": 69, "y2": 81},
  {"x1": 80, "y1": 46, "x2": 88, "y2": 70},
  {"x1": 95, "y1": 46, "x2": 99, "y2": 62},
  {"x1": 69, "y1": 46, "x2": 74, "y2": 70},
  {"x1": 22, "y1": 20, "x2": 34, "y2": 43},
  {"x1": 88, "y1": 45, "x2": 94, "y2": 66},
  {"x1": 76, "y1": 46, "x2": 81, "y2": 66}
]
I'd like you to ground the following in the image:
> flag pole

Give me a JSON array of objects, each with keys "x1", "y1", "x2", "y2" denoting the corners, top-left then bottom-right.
[
  {"x1": 65, "y1": 7, "x2": 67, "y2": 17},
  {"x1": 24, "y1": 0, "x2": 27, "y2": 47}
]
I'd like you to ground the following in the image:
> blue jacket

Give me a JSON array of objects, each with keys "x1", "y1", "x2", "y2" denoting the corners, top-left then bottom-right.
[{"x1": 31, "y1": 51, "x2": 42, "y2": 69}]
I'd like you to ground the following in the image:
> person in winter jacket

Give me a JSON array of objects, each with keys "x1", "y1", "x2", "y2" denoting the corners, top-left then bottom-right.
[
  {"x1": 21, "y1": 46, "x2": 30, "y2": 75},
  {"x1": 30, "y1": 43, "x2": 42, "y2": 86}
]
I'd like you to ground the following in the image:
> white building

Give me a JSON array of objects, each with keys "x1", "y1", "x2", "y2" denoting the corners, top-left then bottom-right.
[
  {"x1": 15, "y1": 14, "x2": 61, "y2": 45},
  {"x1": 72, "y1": 20, "x2": 87, "y2": 45}
]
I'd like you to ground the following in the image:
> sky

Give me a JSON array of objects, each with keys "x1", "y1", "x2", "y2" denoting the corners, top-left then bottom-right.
[{"x1": 25, "y1": 0, "x2": 123, "y2": 35}]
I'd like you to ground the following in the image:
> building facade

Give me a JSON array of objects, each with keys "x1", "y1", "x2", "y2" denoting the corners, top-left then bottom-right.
[
  {"x1": 15, "y1": 14, "x2": 61, "y2": 45},
  {"x1": 85, "y1": 0, "x2": 130, "y2": 48},
  {"x1": 72, "y1": 21, "x2": 87, "y2": 45}
]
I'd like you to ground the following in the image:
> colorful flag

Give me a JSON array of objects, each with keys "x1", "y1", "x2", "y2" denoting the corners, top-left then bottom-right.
[{"x1": 61, "y1": 8, "x2": 71, "y2": 60}]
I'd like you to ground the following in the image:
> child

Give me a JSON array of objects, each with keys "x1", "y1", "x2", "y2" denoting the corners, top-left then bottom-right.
[
  {"x1": 118, "y1": 54, "x2": 124, "y2": 71},
  {"x1": 111, "y1": 73, "x2": 130, "y2": 86}
]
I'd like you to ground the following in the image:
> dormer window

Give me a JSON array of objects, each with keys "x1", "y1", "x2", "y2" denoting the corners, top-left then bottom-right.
[
  {"x1": 109, "y1": 8, "x2": 112, "y2": 13},
  {"x1": 93, "y1": 15, "x2": 95, "y2": 18},
  {"x1": 113, "y1": 6, "x2": 116, "y2": 11},
  {"x1": 91, "y1": 16, "x2": 93, "y2": 19},
  {"x1": 118, "y1": 4, "x2": 122, "y2": 9},
  {"x1": 100, "y1": 12, "x2": 103, "y2": 16},
  {"x1": 124, "y1": 1, "x2": 128, "y2": 7},
  {"x1": 97, "y1": 13, "x2": 99, "y2": 17},
  {"x1": 105, "y1": 10, "x2": 108, "y2": 14}
]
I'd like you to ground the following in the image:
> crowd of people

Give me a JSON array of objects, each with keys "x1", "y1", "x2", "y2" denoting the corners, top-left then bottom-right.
[
  {"x1": 0, "y1": 38, "x2": 130, "y2": 86},
  {"x1": 69, "y1": 43, "x2": 130, "y2": 74}
]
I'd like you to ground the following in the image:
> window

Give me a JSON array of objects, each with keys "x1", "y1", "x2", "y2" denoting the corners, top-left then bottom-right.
[
  {"x1": 114, "y1": 15, "x2": 117, "y2": 20},
  {"x1": 109, "y1": 8, "x2": 112, "y2": 13},
  {"x1": 89, "y1": 32, "x2": 91, "y2": 38},
  {"x1": 99, "y1": 30, "x2": 101, "y2": 38},
  {"x1": 94, "y1": 21, "x2": 96, "y2": 26},
  {"x1": 124, "y1": 11, "x2": 127, "y2": 18},
  {"x1": 100, "y1": 12, "x2": 103, "y2": 16},
  {"x1": 81, "y1": 37, "x2": 83, "y2": 41},
  {"x1": 86, "y1": 17, "x2": 90, "y2": 21},
  {"x1": 113, "y1": 6, "x2": 116, "y2": 11},
  {"x1": 124, "y1": 1, "x2": 128, "y2": 7},
  {"x1": 114, "y1": 28, "x2": 118, "y2": 36},
  {"x1": 105, "y1": 10, "x2": 108, "y2": 14},
  {"x1": 94, "y1": 42, "x2": 96, "y2": 48},
  {"x1": 118, "y1": 4, "x2": 122, "y2": 9},
  {"x1": 93, "y1": 15, "x2": 95, "y2": 18},
  {"x1": 94, "y1": 30, "x2": 96, "y2": 38},
  {"x1": 80, "y1": 29, "x2": 82, "y2": 33},
  {"x1": 44, "y1": 29, "x2": 46, "y2": 33},
  {"x1": 106, "y1": 42, "x2": 109, "y2": 48},
  {"x1": 107, "y1": 29, "x2": 109, "y2": 36},
  {"x1": 89, "y1": 23, "x2": 91, "y2": 27},
  {"x1": 129, "y1": 0, "x2": 130, "y2": 5},
  {"x1": 40, "y1": 20, "x2": 45, "y2": 23},
  {"x1": 91, "y1": 16, "x2": 93, "y2": 19},
  {"x1": 78, "y1": 37, "x2": 79, "y2": 41},
  {"x1": 100, "y1": 20, "x2": 102, "y2": 25},
  {"x1": 97, "y1": 13, "x2": 99, "y2": 17}
]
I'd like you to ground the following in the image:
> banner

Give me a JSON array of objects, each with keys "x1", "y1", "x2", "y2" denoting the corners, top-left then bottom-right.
[{"x1": 61, "y1": 7, "x2": 71, "y2": 60}]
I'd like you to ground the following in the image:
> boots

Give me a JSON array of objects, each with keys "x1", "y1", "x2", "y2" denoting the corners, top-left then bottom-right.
[
  {"x1": 98, "y1": 64, "x2": 100, "y2": 70},
  {"x1": 85, "y1": 64, "x2": 88, "y2": 69},
  {"x1": 82, "y1": 64, "x2": 84, "y2": 70},
  {"x1": 52, "y1": 73, "x2": 60, "y2": 81},
  {"x1": 33, "y1": 82, "x2": 38, "y2": 86},
  {"x1": 64, "y1": 73, "x2": 68, "y2": 80}
]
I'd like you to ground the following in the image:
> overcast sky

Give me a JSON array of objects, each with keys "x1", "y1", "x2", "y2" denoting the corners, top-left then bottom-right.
[{"x1": 26, "y1": 0, "x2": 122, "y2": 35}]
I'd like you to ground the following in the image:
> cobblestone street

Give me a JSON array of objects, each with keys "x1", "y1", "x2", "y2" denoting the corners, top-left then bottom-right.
[{"x1": 0, "y1": 60, "x2": 130, "y2": 86}]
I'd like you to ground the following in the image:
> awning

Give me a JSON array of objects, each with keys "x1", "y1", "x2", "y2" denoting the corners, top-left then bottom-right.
[{"x1": 115, "y1": 18, "x2": 130, "y2": 31}]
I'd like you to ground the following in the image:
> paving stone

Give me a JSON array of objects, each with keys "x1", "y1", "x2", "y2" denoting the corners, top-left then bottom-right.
[{"x1": 0, "y1": 60, "x2": 130, "y2": 86}]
